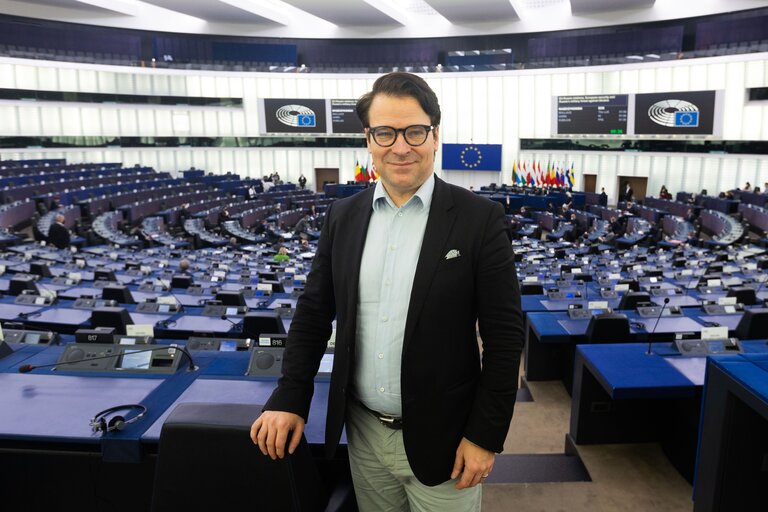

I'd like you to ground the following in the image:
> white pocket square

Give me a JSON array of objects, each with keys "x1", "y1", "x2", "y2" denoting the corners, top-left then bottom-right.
[{"x1": 444, "y1": 249, "x2": 461, "y2": 260}]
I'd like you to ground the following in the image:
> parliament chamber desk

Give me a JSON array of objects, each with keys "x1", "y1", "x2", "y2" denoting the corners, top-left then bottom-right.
[
  {"x1": 568, "y1": 341, "x2": 768, "y2": 484},
  {"x1": 0, "y1": 341, "x2": 339, "y2": 510},
  {"x1": 524, "y1": 307, "x2": 756, "y2": 385},
  {"x1": 693, "y1": 354, "x2": 768, "y2": 512}
]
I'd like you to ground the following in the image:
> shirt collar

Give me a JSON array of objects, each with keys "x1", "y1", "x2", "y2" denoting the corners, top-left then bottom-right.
[{"x1": 373, "y1": 173, "x2": 435, "y2": 212}]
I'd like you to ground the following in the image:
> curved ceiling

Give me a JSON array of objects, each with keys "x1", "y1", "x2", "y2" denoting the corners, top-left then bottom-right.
[{"x1": 0, "y1": 0, "x2": 765, "y2": 39}]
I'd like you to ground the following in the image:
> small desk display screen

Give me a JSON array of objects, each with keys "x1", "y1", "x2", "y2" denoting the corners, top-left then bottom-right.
[
  {"x1": 219, "y1": 340, "x2": 238, "y2": 352},
  {"x1": 119, "y1": 349, "x2": 152, "y2": 369}
]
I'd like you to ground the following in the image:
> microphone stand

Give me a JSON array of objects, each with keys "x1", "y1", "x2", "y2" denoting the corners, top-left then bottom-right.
[
  {"x1": 646, "y1": 297, "x2": 670, "y2": 355},
  {"x1": 18, "y1": 344, "x2": 197, "y2": 373}
]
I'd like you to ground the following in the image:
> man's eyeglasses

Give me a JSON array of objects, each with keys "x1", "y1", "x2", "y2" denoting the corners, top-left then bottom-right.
[{"x1": 368, "y1": 125, "x2": 434, "y2": 147}]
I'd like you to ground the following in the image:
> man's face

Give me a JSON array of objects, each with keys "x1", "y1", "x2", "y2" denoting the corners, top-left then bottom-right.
[{"x1": 366, "y1": 94, "x2": 438, "y2": 206}]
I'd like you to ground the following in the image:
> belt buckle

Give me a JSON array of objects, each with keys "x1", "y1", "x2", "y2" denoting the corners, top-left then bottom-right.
[{"x1": 376, "y1": 414, "x2": 402, "y2": 430}]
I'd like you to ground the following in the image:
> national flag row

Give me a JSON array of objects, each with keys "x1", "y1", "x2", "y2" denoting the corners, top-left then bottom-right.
[
  {"x1": 354, "y1": 157, "x2": 378, "y2": 183},
  {"x1": 511, "y1": 161, "x2": 576, "y2": 188}
]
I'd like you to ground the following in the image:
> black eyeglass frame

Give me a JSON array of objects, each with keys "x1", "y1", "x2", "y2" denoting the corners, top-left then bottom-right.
[{"x1": 367, "y1": 125, "x2": 435, "y2": 147}]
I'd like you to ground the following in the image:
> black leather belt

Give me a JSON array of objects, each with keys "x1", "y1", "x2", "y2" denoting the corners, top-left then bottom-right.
[{"x1": 356, "y1": 400, "x2": 403, "y2": 430}]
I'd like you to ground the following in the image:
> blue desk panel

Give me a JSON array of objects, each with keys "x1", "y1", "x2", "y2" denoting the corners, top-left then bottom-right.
[
  {"x1": 141, "y1": 378, "x2": 337, "y2": 446},
  {"x1": 0, "y1": 373, "x2": 160, "y2": 441}
]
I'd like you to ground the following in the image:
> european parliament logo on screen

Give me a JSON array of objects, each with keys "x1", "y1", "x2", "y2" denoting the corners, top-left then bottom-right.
[
  {"x1": 262, "y1": 98, "x2": 327, "y2": 134},
  {"x1": 442, "y1": 144, "x2": 502, "y2": 171},
  {"x1": 634, "y1": 91, "x2": 717, "y2": 135},
  {"x1": 276, "y1": 104, "x2": 316, "y2": 128}
]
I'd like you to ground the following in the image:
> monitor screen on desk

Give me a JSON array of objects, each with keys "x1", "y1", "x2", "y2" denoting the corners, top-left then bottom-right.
[
  {"x1": 118, "y1": 349, "x2": 151, "y2": 369},
  {"x1": 219, "y1": 340, "x2": 237, "y2": 352},
  {"x1": 158, "y1": 304, "x2": 171, "y2": 313},
  {"x1": 24, "y1": 333, "x2": 41, "y2": 344},
  {"x1": 225, "y1": 307, "x2": 239, "y2": 317}
]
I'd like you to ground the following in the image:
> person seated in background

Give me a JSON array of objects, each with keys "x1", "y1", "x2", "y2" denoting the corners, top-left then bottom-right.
[
  {"x1": 743, "y1": 182, "x2": 752, "y2": 191},
  {"x1": 272, "y1": 245, "x2": 290, "y2": 263},
  {"x1": 561, "y1": 191, "x2": 573, "y2": 213},
  {"x1": 659, "y1": 185, "x2": 672, "y2": 200},
  {"x1": 130, "y1": 223, "x2": 154, "y2": 248},
  {"x1": 609, "y1": 216, "x2": 625, "y2": 235},
  {"x1": 178, "y1": 258, "x2": 191, "y2": 274},
  {"x1": 47, "y1": 214, "x2": 71, "y2": 249},
  {"x1": 229, "y1": 236, "x2": 239, "y2": 248},
  {"x1": 754, "y1": 186, "x2": 761, "y2": 194}
]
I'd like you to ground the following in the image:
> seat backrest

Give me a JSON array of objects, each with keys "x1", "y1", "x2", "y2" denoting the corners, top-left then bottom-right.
[
  {"x1": 521, "y1": 283, "x2": 544, "y2": 296},
  {"x1": 151, "y1": 403, "x2": 327, "y2": 512},
  {"x1": 585, "y1": 313, "x2": 630, "y2": 343},
  {"x1": 735, "y1": 309, "x2": 768, "y2": 340},
  {"x1": 617, "y1": 292, "x2": 651, "y2": 311},
  {"x1": 727, "y1": 287, "x2": 758, "y2": 306}
]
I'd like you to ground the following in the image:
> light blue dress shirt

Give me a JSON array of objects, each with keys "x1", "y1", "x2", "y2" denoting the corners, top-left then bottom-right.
[{"x1": 354, "y1": 174, "x2": 435, "y2": 417}]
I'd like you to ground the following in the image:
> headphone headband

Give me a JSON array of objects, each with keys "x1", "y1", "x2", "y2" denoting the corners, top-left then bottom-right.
[{"x1": 90, "y1": 404, "x2": 147, "y2": 434}]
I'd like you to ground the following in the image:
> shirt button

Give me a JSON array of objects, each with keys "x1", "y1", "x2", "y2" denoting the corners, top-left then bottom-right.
[
  {"x1": 389, "y1": 245, "x2": 396, "y2": 251},
  {"x1": 379, "y1": 387, "x2": 385, "y2": 393},
  {"x1": 398, "y1": 212, "x2": 403, "y2": 217},
  {"x1": 378, "y1": 353, "x2": 384, "y2": 359},
  {"x1": 381, "y1": 315, "x2": 388, "y2": 322}
]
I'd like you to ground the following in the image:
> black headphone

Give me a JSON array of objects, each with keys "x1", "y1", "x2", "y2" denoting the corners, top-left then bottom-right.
[{"x1": 90, "y1": 404, "x2": 147, "y2": 434}]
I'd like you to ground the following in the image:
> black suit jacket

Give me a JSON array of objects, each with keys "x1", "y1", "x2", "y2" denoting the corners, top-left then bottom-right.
[
  {"x1": 47, "y1": 222, "x2": 70, "y2": 249},
  {"x1": 265, "y1": 176, "x2": 524, "y2": 486}
]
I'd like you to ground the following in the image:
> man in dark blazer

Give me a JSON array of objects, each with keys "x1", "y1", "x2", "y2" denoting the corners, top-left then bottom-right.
[
  {"x1": 250, "y1": 72, "x2": 524, "y2": 510},
  {"x1": 47, "y1": 214, "x2": 70, "y2": 249}
]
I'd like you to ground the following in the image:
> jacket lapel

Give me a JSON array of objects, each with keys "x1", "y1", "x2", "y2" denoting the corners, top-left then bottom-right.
[
  {"x1": 402, "y1": 176, "x2": 456, "y2": 350},
  {"x1": 342, "y1": 189, "x2": 374, "y2": 332}
]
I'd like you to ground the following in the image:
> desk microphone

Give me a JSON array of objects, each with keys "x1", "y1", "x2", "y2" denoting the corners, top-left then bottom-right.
[
  {"x1": 753, "y1": 274, "x2": 767, "y2": 299},
  {"x1": 684, "y1": 259, "x2": 710, "y2": 296},
  {"x1": 17, "y1": 310, "x2": 44, "y2": 320},
  {"x1": 646, "y1": 297, "x2": 670, "y2": 355},
  {"x1": 220, "y1": 314, "x2": 260, "y2": 339},
  {"x1": 35, "y1": 279, "x2": 58, "y2": 303},
  {"x1": 156, "y1": 277, "x2": 184, "y2": 312},
  {"x1": 18, "y1": 344, "x2": 197, "y2": 373}
]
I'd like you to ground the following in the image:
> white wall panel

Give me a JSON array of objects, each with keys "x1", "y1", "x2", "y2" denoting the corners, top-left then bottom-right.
[
  {"x1": 40, "y1": 107, "x2": 62, "y2": 136},
  {"x1": 97, "y1": 71, "x2": 117, "y2": 94},
  {"x1": 118, "y1": 109, "x2": 138, "y2": 136},
  {"x1": 533, "y1": 75, "x2": 551, "y2": 137},
  {"x1": 700, "y1": 158, "x2": 720, "y2": 195},
  {"x1": 654, "y1": 67, "x2": 672, "y2": 92},
  {"x1": 1, "y1": 56, "x2": 767, "y2": 199},
  {"x1": 744, "y1": 61, "x2": 765, "y2": 88},
  {"x1": 80, "y1": 107, "x2": 101, "y2": 135},
  {"x1": 137, "y1": 110, "x2": 157, "y2": 137},
  {"x1": 439, "y1": 78, "x2": 457, "y2": 143},
  {"x1": 0, "y1": 64, "x2": 15, "y2": 88},
  {"x1": 17, "y1": 105, "x2": 41, "y2": 135},
  {"x1": 517, "y1": 75, "x2": 535, "y2": 138},
  {"x1": 0, "y1": 105, "x2": 18, "y2": 134},
  {"x1": 78, "y1": 69, "x2": 98, "y2": 93},
  {"x1": 134, "y1": 74, "x2": 153, "y2": 95},
  {"x1": 14, "y1": 64, "x2": 37, "y2": 90},
  {"x1": 722, "y1": 62, "x2": 745, "y2": 139},
  {"x1": 37, "y1": 67, "x2": 58, "y2": 90}
]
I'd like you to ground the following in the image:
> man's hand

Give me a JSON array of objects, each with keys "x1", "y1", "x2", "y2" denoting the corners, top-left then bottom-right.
[
  {"x1": 450, "y1": 437, "x2": 495, "y2": 489},
  {"x1": 250, "y1": 411, "x2": 305, "y2": 460}
]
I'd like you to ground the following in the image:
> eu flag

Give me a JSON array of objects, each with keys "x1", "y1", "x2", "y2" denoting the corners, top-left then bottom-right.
[{"x1": 442, "y1": 144, "x2": 502, "y2": 171}]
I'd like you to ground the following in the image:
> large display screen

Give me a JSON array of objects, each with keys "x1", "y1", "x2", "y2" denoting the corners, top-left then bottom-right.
[
  {"x1": 633, "y1": 90, "x2": 720, "y2": 135},
  {"x1": 261, "y1": 98, "x2": 328, "y2": 134},
  {"x1": 330, "y1": 99, "x2": 363, "y2": 134},
  {"x1": 555, "y1": 95, "x2": 629, "y2": 135},
  {"x1": 551, "y1": 91, "x2": 723, "y2": 137},
  {"x1": 259, "y1": 98, "x2": 363, "y2": 135}
]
